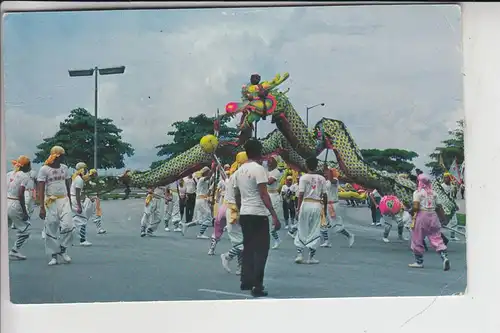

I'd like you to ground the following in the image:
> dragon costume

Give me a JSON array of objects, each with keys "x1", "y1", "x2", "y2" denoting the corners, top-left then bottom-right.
[{"x1": 120, "y1": 72, "x2": 458, "y2": 218}]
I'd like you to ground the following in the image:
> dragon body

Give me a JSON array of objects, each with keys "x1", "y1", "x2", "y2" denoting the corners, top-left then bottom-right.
[{"x1": 121, "y1": 72, "x2": 458, "y2": 217}]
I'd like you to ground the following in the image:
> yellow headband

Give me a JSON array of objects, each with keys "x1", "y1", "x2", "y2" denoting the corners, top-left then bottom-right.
[
  {"x1": 72, "y1": 162, "x2": 88, "y2": 181},
  {"x1": 229, "y1": 151, "x2": 248, "y2": 175},
  {"x1": 82, "y1": 169, "x2": 97, "y2": 182},
  {"x1": 12, "y1": 155, "x2": 30, "y2": 172},
  {"x1": 45, "y1": 146, "x2": 65, "y2": 166}
]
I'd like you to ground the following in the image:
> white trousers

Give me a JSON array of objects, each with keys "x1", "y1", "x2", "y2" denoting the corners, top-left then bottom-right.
[
  {"x1": 193, "y1": 198, "x2": 212, "y2": 226},
  {"x1": 294, "y1": 201, "x2": 322, "y2": 250},
  {"x1": 7, "y1": 199, "x2": 31, "y2": 250},
  {"x1": 24, "y1": 191, "x2": 35, "y2": 217},
  {"x1": 269, "y1": 192, "x2": 282, "y2": 219},
  {"x1": 164, "y1": 193, "x2": 181, "y2": 224},
  {"x1": 141, "y1": 198, "x2": 162, "y2": 232},
  {"x1": 71, "y1": 197, "x2": 93, "y2": 227},
  {"x1": 44, "y1": 197, "x2": 75, "y2": 255},
  {"x1": 269, "y1": 192, "x2": 282, "y2": 233},
  {"x1": 225, "y1": 208, "x2": 243, "y2": 250},
  {"x1": 321, "y1": 202, "x2": 346, "y2": 233}
]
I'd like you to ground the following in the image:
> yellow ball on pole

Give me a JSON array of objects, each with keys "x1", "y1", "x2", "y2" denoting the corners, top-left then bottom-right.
[{"x1": 200, "y1": 134, "x2": 219, "y2": 153}]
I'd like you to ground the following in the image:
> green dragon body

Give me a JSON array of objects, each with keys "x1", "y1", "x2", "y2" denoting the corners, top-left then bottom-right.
[{"x1": 121, "y1": 72, "x2": 457, "y2": 217}]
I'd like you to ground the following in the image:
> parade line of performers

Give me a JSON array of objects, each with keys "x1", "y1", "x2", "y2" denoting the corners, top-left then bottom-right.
[{"x1": 7, "y1": 145, "x2": 459, "y2": 282}]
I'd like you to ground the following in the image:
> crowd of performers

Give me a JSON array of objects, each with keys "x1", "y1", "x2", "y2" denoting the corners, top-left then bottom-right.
[
  {"x1": 7, "y1": 145, "x2": 459, "y2": 281},
  {"x1": 6, "y1": 147, "x2": 106, "y2": 264}
]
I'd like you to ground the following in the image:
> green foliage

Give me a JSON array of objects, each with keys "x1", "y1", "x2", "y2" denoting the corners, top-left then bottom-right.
[
  {"x1": 150, "y1": 113, "x2": 239, "y2": 168},
  {"x1": 360, "y1": 148, "x2": 419, "y2": 174},
  {"x1": 33, "y1": 108, "x2": 134, "y2": 169},
  {"x1": 425, "y1": 119, "x2": 464, "y2": 176}
]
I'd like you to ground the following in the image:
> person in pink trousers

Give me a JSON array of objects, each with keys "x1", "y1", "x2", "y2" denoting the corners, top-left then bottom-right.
[
  {"x1": 207, "y1": 201, "x2": 227, "y2": 255},
  {"x1": 409, "y1": 174, "x2": 450, "y2": 271}
]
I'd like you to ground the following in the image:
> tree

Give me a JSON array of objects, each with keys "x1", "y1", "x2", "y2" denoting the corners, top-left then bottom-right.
[
  {"x1": 360, "y1": 148, "x2": 419, "y2": 174},
  {"x1": 425, "y1": 119, "x2": 464, "y2": 176},
  {"x1": 150, "y1": 113, "x2": 239, "y2": 169},
  {"x1": 34, "y1": 108, "x2": 134, "y2": 169}
]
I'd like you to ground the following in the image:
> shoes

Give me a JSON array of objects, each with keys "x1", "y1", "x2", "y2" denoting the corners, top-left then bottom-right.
[{"x1": 251, "y1": 287, "x2": 268, "y2": 298}]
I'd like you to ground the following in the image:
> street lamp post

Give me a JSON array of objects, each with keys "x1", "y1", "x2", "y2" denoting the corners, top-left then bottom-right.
[
  {"x1": 306, "y1": 103, "x2": 325, "y2": 127},
  {"x1": 68, "y1": 66, "x2": 126, "y2": 170}
]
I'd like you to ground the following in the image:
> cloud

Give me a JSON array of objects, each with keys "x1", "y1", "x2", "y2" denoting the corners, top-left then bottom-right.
[{"x1": 3, "y1": 4, "x2": 462, "y2": 172}]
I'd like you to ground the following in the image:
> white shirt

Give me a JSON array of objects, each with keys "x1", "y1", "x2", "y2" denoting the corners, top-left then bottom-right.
[
  {"x1": 37, "y1": 164, "x2": 71, "y2": 196},
  {"x1": 233, "y1": 161, "x2": 269, "y2": 216},
  {"x1": 413, "y1": 189, "x2": 441, "y2": 210},
  {"x1": 298, "y1": 173, "x2": 326, "y2": 201},
  {"x1": 441, "y1": 183, "x2": 451, "y2": 194},
  {"x1": 218, "y1": 179, "x2": 226, "y2": 197},
  {"x1": 267, "y1": 168, "x2": 282, "y2": 192},
  {"x1": 25, "y1": 176, "x2": 35, "y2": 191},
  {"x1": 70, "y1": 175, "x2": 85, "y2": 196},
  {"x1": 440, "y1": 183, "x2": 456, "y2": 201},
  {"x1": 179, "y1": 184, "x2": 186, "y2": 198},
  {"x1": 6, "y1": 170, "x2": 14, "y2": 185},
  {"x1": 224, "y1": 176, "x2": 236, "y2": 204},
  {"x1": 184, "y1": 177, "x2": 196, "y2": 194},
  {"x1": 325, "y1": 179, "x2": 339, "y2": 202},
  {"x1": 196, "y1": 176, "x2": 210, "y2": 196},
  {"x1": 154, "y1": 187, "x2": 165, "y2": 197},
  {"x1": 281, "y1": 184, "x2": 294, "y2": 202},
  {"x1": 7, "y1": 171, "x2": 30, "y2": 199},
  {"x1": 290, "y1": 183, "x2": 299, "y2": 193}
]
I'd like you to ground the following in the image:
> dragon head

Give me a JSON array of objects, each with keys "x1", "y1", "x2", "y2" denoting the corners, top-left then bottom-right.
[{"x1": 225, "y1": 72, "x2": 291, "y2": 135}]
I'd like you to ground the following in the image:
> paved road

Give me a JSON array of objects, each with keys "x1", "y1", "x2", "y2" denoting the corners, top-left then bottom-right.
[{"x1": 8, "y1": 200, "x2": 467, "y2": 304}]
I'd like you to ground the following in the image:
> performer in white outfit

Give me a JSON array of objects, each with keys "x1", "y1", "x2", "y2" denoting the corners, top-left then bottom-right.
[
  {"x1": 294, "y1": 157, "x2": 327, "y2": 264},
  {"x1": 181, "y1": 166, "x2": 214, "y2": 238},
  {"x1": 25, "y1": 169, "x2": 37, "y2": 218},
  {"x1": 441, "y1": 172, "x2": 460, "y2": 241},
  {"x1": 7, "y1": 156, "x2": 33, "y2": 260},
  {"x1": 70, "y1": 162, "x2": 94, "y2": 247},
  {"x1": 164, "y1": 181, "x2": 182, "y2": 232},
  {"x1": 382, "y1": 207, "x2": 409, "y2": 243},
  {"x1": 140, "y1": 187, "x2": 164, "y2": 237},
  {"x1": 220, "y1": 153, "x2": 247, "y2": 274},
  {"x1": 85, "y1": 170, "x2": 107, "y2": 235},
  {"x1": 320, "y1": 167, "x2": 355, "y2": 248},
  {"x1": 266, "y1": 157, "x2": 282, "y2": 249},
  {"x1": 37, "y1": 146, "x2": 75, "y2": 266}
]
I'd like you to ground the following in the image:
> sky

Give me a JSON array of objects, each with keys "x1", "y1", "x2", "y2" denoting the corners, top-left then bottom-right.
[{"x1": 3, "y1": 4, "x2": 463, "y2": 174}]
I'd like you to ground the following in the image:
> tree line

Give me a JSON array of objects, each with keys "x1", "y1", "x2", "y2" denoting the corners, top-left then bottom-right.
[{"x1": 28, "y1": 108, "x2": 464, "y2": 177}]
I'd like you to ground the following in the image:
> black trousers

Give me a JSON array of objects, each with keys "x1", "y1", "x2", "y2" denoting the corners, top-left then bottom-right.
[
  {"x1": 179, "y1": 197, "x2": 186, "y2": 219},
  {"x1": 185, "y1": 193, "x2": 196, "y2": 222},
  {"x1": 239, "y1": 215, "x2": 270, "y2": 290},
  {"x1": 282, "y1": 200, "x2": 296, "y2": 221}
]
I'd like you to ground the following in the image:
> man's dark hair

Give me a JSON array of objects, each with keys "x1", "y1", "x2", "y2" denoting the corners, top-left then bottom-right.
[
  {"x1": 244, "y1": 138, "x2": 263, "y2": 160},
  {"x1": 250, "y1": 74, "x2": 261, "y2": 85},
  {"x1": 415, "y1": 168, "x2": 423, "y2": 175},
  {"x1": 305, "y1": 157, "x2": 318, "y2": 171},
  {"x1": 20, "y1": 162, "x2": 31, "y2": 173}
]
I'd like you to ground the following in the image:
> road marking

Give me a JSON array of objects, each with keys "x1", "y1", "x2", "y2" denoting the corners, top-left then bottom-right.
[{"x1": 198, "y1": 288, "x2": 275, "y2": 299}]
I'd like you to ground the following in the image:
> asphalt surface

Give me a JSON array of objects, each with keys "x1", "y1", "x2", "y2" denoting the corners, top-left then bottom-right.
[{"x1": 8, "y1": 199, "x2": 467, "y2": 304}]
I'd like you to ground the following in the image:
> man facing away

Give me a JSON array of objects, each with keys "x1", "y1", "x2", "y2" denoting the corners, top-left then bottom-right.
[
  {"x1": 294, "y1": 157, "x2": 327, "y2": 264},
  {"x1": 233, "y1": 139, "x2": 280, "y2": 298},
  {"x1": 37, "y1": 146, "x2": 75, "y2": 266},
  {"x1": 7, "y1": 155, "x2": 33, "y2": 260}
]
